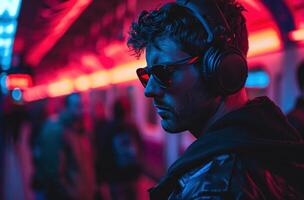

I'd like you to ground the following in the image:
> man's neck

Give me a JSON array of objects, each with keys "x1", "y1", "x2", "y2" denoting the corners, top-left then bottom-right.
[{"x1": 192, "y1": 88, "x2": 248, "y2": 138}]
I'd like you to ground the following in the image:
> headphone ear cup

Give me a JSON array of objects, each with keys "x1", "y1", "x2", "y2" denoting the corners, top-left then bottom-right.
[
  {"x1": 202, "y1": 47, "x2": 248, "y2": 96},
  {"x1": 201, "y1": 47, "x2": 219, "y2": 81}
]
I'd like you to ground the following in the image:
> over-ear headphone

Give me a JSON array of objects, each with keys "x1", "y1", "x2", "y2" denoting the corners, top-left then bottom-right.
[{"x1": 176, "y1": 0, "x2": 248, "y2": 96}]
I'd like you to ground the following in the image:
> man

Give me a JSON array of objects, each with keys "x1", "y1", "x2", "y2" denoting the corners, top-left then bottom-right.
[
  {"x1": 287, "y1": 61, "x2": 304, "y2": 139},
  {"x1": 127, "y1": 0, "x2": 304, "y2": 199}
]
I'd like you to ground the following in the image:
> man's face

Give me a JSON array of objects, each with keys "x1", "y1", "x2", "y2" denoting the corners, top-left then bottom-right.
[{"x1": 144, "y1": 37, "x2": 219, "y2": 134}]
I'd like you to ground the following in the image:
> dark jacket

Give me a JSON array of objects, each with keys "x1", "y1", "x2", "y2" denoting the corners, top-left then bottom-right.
[
  {"x1": 149, "y1": 97, "x2": 304, "y2": 199},
  {"x1": 287, "y1": 97, "x2": 304, "y2": 139}
]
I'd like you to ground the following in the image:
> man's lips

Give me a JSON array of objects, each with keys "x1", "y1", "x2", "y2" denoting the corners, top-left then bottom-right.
[
  {"x1": 154, "y1": 104, "x2": 172, "y2": 119},
  {"x1": 154, "y1": 104, "x2": 170, "y2": 111},
  {"x1": 155, "y1": 107, "x2": 171, "y2": 119}
]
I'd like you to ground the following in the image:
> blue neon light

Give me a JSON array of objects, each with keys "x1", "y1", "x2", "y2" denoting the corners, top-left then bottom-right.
[
  {"x1": 245, "y1": 71, "x2": 270, "y2": 88},
  {"x1": 0, "y1": 0, "x2": 22, "y2": 19},
  {"x1": 12, "y1": 87, "x2": 22, "y2": 101},
  {"x1": 0, "y1": 45, "x2": 13, "y2": 70},
  {"x1": 6, "y1": 24, "x2": 15, "y2": 34},
  {"x1": 0, "y1": 35, "x2": 14, "y2": 70},
  {"x1": 0, "y1": 22, "x2": 17, "y2": 36},
  {"x1": 0, "y1": 73, "x2": 8, "y2": 94},
  {"x1": 0, "y1": 0, "x2": 22, "y2": 70},
  {"x1": 0, "y1": 38, "x2": 12, "y2": 48}
]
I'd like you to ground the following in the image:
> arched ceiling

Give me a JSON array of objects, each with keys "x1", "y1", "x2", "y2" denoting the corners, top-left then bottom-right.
[
  {"x1": 284, "y1": 0, "x2": 304, "y2": 28},
  {"x1": 12, "y1": 0, "x2": 303, "y2": 90},
  {"x1": 242, "y1": 0, "x2": 279, "y2": 32}
]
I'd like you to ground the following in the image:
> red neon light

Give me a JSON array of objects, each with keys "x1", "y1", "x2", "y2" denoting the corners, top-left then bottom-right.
[
  {"x1": 104, "y1": 43, "x2": 124, "y2": 56},
  {"x1": 248, "y1": 28, "x2": 282, "y2": 57},
  {"x1": 81, "y1": 54, "x2": 101, "y2": 68},
  {"x1": 23, "y1": 85, "x2": 48, "y2": 102},
  {"x1": 74, "y1": 75, "x2": 91, "y2": 91},
  {"x1": 23, "y1": 59, "x2": 147, "y2": 102},
  {"x1": 110, "y1": 60, "x2": 145, "y2": 84},
  {"x1": 289, "y1": 28, "x2": 304, "y2": 42},
  {"x1": 89, "y1": 71, "x2": 110, "y2": 88},
  {"x1": 26, "y1": 0, "x2": 92, "y2": 66},
  {"x1": 48, "y1": 79, "x2": 74, "y2": 97},
  {"x1": 6, "y1": 74, "x2": 33, "y2": 89},
  {"x1": 241, "y1": 0, "x2": 262, "y2": 11}
]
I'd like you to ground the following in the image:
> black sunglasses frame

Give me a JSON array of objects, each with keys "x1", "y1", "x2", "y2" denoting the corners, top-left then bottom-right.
[{"x1": 136, "y1": 56, "x2": 200, "y2": 88}]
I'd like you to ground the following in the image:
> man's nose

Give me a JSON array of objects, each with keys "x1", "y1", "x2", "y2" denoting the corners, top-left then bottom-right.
[{"x1": 144, "y1": 76, "x2": 164, "y2": 98}]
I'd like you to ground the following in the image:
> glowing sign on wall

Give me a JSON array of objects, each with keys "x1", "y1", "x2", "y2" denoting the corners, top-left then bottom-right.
[
  {"x1": 0, "y1": 0, "x2": 22, "y2": 18},
  {"x1": 0, "y1": 0, "x2": 22, "y2": 70},
  {"x1": 245, "y1": 70, "x2": 270, "y2": 88},
  {"x1": 0, "y1": 22, "x2": 17, "y2": 35},
  {"x1": 0, "y1": 73, "x2": 8, "y2": 94},
  {"x1": 6, "y1": 74, "x2": 33, "y2": 90},
  {"x1": 0, "y1": 37, "x2": 14, "y2": 70}
]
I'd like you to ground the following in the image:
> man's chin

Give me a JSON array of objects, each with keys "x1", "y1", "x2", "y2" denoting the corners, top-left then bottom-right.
[{"x1": 161, "y1": 119, "x2": 185, "y2": 133}]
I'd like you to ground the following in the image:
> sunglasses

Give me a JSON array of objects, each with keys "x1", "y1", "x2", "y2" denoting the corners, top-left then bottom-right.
[{"x1": 136, "y1": 56, "x2": 200, "y2": 88}]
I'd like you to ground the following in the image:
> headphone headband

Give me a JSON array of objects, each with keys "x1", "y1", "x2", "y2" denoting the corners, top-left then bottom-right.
[{"x1": 176, "y1": 0, "x2": 233, "y2": 44}]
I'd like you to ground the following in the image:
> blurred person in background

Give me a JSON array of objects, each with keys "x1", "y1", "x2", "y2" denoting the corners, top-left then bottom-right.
[
  {"x1": 287, "y1": 61, "x2": 304, "y2": 139},
  {"x1": 99, "y1": 96, "x2": 143, "y2": 200},
  {"x1": 128, "y1": 0, "x2": 304, "y2": 199},
  {"x1": 92, "y1": 101, "x2": 110, "y2": 200},
  {"x1": 60, "y1": 93, "x2": 95, "y2": 200},
  {"x1": 0, "y1": 133, "x2": 3, "y2": 200},
  {"x1": 33, "y1": 93, "x2": 95, "y2": 200},
  {"x1": 30, "y1": 99, "x2": 54, "y2": 161},
  {"x1": 2, "y1": 97, "x2": 31, "y2": 200},
  {"x1": 32, "y1": 97, "x2": 66, "y2": 200},
  {"x1": 0, "y1": 94, "x2": 4, "y2": 200},
  {"x1": 0, "y1": 137, "x2": 2, "y2": 199}
]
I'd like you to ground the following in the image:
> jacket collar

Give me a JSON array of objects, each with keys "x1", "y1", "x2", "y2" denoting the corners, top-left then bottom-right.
[{"x1": 296, "y1": 96, "x2": 304, "y2": 110}]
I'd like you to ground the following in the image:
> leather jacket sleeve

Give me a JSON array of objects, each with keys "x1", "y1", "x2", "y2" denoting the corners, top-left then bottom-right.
[{"x1": 167, "y1": 154, "x2": 304, "y2": 200}]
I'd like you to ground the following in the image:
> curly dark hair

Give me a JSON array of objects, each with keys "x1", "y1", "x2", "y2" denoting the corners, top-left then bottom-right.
[{"x1": 127, "y1": 0, "x2": 248, "y2": 58}]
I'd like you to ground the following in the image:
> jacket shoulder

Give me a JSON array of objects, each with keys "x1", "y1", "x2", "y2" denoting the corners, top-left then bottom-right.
[
  {"x1": 230, "y1": 155, "x2": 304, "y2": 200},
  {"x1": 169, "y1": 154, "x2": 304, "y2": 200}
]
